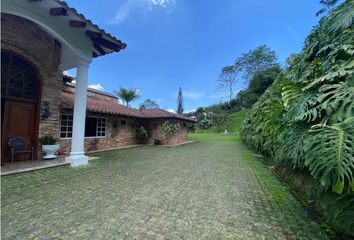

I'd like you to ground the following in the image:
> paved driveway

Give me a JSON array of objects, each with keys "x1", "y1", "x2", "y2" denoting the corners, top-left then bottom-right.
[{"x1": 1, "y1": 142, "x2": 328, "y2": 239}]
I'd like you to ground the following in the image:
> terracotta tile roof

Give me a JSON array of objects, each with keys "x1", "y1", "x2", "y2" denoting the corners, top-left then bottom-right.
[
  {"x1": 61, "y1": 90, "x2": 196, "y2": 122},
  {"x1": 55, "y1": 0, "x2": 127, "y2": 57}
]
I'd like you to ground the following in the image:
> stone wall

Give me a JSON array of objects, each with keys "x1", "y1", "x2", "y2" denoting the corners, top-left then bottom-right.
[
  {"x1": 58, "y1": 113, "x2": 141, "y2": 154},
  {"x1": 147, "y1": 119, "x2": 188, "y2": 145},
  {"x1": 57, "y1": 114, "x2": 190, "y2": 154},
  {"x1": 1, "y1": 14, "x2": 63, "y2": 155}
]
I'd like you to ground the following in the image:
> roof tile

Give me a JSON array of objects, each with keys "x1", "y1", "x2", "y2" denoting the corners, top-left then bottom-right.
[{"x1": 61, "y1": 91, "x2": 196, "y2": 122}]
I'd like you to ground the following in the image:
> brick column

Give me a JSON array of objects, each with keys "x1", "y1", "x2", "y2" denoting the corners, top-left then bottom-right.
[{"x1": 65, "y1": 61, "x2": 90, "y2": 166}]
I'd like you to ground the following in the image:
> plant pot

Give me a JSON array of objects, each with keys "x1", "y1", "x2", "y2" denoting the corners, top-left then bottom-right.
[{"x1": 42, "y1": 144, "x2": 59, "y2": 160}]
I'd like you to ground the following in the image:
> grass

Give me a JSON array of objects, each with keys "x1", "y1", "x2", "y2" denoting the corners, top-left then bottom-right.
[
  {"x1": 188, "y1": 132, "x2": 240, "y2": 142},
  {"x1": 227, "y1": 109, "x2": 249, "y2": 133},
  {"x1": 1, "y1": 142, "x2": 328, "y2": 239}
]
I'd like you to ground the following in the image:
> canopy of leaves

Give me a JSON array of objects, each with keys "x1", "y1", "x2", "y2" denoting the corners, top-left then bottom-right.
[
  {"x1": 114, "y1": 86, "x2": 140, "y2": 107},
  {"x1": 139, "y1": 99, "x2": 159, "y2": 109},
  {"x1": 234, "y1": 45, "x2": 278, "y2": 83},
  {"x1": 217, "y1": 65, "x2": 238, "y2": 102}
]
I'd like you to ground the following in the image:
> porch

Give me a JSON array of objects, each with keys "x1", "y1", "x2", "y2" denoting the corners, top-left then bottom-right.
[{"x1": 0, "y1": 156, "x2": 98, "y2": 176}]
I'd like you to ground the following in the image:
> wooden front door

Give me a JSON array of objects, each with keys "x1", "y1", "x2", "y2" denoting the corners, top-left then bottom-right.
[
  {"x1": 1, "y1": 100, "x2": 37, "y2": 162},
  {"x1": 1, "y1": 50, "x2": 41, "y2": 163}
]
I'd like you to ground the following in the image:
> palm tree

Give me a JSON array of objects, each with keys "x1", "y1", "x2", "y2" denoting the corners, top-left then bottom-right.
[
  {"x1": 114, "y1": 86, "x2": 140, "y2": 107},
  {"x1": 316, "y1": 0, "x2": 339, "y2": 16}
]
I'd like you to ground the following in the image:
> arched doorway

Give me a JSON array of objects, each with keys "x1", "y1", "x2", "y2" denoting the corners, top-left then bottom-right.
[{"x1": 1, "y1": 50, "x2": 41, "y2": 163}]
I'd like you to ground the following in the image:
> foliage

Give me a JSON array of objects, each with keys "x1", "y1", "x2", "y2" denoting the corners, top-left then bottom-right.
[
  {"x1": 210, "y1": 112, "x2": 229, "y2": 132},
  {"x1": 316, "y1": 0, "x2": 340, "y2": 16},
  {"x1": 304, "y1": 118, "x2": 354, "y2": 194},
  {"x1": 136, "y1": 126, "x2": 150, "y2": 143},
  {"x1": 114, "y1": 86, "x2": 140, "y2": 107},
  {"x1": 153, "y1": 139, "x2": 162, "y2": 145},
  {"x1": 319, "y1": 192, "x2": 354, "y2": 235},
  {"x1": 241, "y1": 1, "x2": 354, "y2": 236},
  {"x1": 139, "y1": 99, "x2": 159, "y2": 109},
  {"x1": 39, "y1": 136, "x2": 57, "y2": 145},
  {"x1": 216, "y1": 65, "x2": 238, "y2": 102},
  {"x1": 248, "y1": 66, "x2": 282, "y2": 94},
  {"x1": 234, "y1": 44, "x2": 278, "y2": 83},
  {"x1": 198, "y1": 118, "x2": 213, "y2": 130},
  {"x1": 177, "y1": 87, "x2": 184, "y2": 114},
  {"x1": 162, "y1": 121, "x2": 181, "y2": 137}
]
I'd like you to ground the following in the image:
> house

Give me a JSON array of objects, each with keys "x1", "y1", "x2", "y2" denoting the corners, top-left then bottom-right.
[
  {"x1": 59, "y1": 80, "x2": 195, "y2": 153},
  {"x1": 1, "y1": 0, "x2": 195, "y2": 167}
]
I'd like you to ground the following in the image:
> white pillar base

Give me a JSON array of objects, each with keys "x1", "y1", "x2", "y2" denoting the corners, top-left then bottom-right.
[{"x1": 66, "y1": 153, "x2": 88, "y2": 167}]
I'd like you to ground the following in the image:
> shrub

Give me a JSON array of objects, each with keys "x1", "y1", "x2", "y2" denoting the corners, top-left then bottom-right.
[
  {"x1": 198, "y1": 118, "x2": 212, "y2": 129},
  {"x1": 162, "y1": 121, "x2": 181, "y2": 137},
  {"x1": 39, "y1": 136, "x2": 57, "y2": 145},
  {"x1": 154, "y1": 139, "x2": 161, "y2": 145},
  {"x1": 240, "y1": 2, "x2": 354, "y2": 236},
  {"x1": 136, "y1": 126, "x2": 150, "y2": 143}
]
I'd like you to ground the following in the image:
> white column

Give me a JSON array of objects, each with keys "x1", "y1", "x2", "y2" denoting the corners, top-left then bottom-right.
[{"x1": 65, "y1": 61, "x2": 90, "y2": 166}]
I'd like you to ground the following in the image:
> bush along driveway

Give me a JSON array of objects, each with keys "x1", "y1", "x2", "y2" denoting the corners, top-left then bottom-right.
[{"x1": 1, "y1": 142, "x2": 328, "y2": 239}]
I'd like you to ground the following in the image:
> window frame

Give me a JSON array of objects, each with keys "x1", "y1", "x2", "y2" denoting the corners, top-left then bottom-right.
[{"x1": 59, "y1": 113, "x2": 107, "y2": 139}]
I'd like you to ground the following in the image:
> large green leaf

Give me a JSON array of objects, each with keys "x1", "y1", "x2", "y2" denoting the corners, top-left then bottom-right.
[
  {"x1": 328, "y1": 0, "x2": 354, "y2": 33},
  {"x1": 304, "y1": 118, "x2": 354, "y2": 193},
  {"x1": 282, "y1": 124, "x2": 309, "y2": 168},
  {"x1": 318, "y1": 74, "x2": 354, "y2": 122}
]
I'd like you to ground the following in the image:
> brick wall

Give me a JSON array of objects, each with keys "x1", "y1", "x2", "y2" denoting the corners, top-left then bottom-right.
[
  {"x1": 58, "y1": 113, "x2": 141, "y2": 154},
  {"x1": 1, "y1": 14, "x2": 63, "y2": 155},
  {"x1": 58, "y1": 114, "x2": 190, "y2": 154},
  {"x1": 147, "y1": 119, "x2": 188, "y2": 145}
]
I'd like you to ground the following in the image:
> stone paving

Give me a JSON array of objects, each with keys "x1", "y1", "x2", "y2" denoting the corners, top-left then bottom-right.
[{"x1": 1, "y1": 142, "x2": 328, "y2": 239}]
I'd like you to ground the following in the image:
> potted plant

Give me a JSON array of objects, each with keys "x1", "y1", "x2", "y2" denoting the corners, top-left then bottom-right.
[
  {"x1": 88, "y1": 138, "x2": 99, "y2": 151},
  {"x1": 136, "y1": 126, "x2": 150, "y2": 144},
  {"x1": 39, "y1": 136, "x2": 59, "y2": 160}
]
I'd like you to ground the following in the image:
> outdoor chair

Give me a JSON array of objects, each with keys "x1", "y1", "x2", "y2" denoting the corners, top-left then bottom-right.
[{"x1": 8, "y1": 137, "x2": 34, "y2": 164}]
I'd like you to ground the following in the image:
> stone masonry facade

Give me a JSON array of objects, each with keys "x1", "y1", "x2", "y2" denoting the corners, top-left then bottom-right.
[{"x1": 1, "y1": 14, "x2": 63, "y2": 155}]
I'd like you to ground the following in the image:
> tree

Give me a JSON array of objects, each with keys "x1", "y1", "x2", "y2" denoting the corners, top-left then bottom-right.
[
  {"x1": 114, "y1": 86, "x2": 140, "y2": 107},
  {"x1": 217, "y1": 65, "x2": 237, "y2": 102},
  {"x1": 139, "y1": 99, "x2": 159, "y2": 109},
  {"x1": 234, "y1": 45, "x2": 278, "y2": 83},
  {"x1": 177, "y1": 87, "x2": 184, "y2": 114},
  {"x1": 316, "y1": 0, "x2": 340, "y2": 16},
  {"x1": 210, "y1": 112, "x2": 228, "y2": 132},
  {"x1": 248, "y1": 65, "x2": 281, "y2": 94}
]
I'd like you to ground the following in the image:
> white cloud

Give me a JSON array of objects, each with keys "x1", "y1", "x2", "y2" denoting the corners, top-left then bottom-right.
[
  {"x1": 183, "y1": 90, "x2": 204, "y2": 100},
  {"x1": 88, "y1": 83, "x2": 104, "y2": 91},
  {"x1": 186, "y1": 109, "x2": 196, "y2": 113},
  {"x1": 112, "y1": 0, "x2": 175, "y2": 24},
  {"x1": 166, "y1": 108, "x2": 175, "y2": 113}
]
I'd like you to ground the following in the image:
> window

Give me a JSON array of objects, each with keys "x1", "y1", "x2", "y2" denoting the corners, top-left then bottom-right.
[
  {"x1": 1, "y1": 51, "x2": 40, "y2": 101},
  {"x1": 121, "y1": 119, "x2": 127, "y2": 125},
  {"x1": 60, "y1": 114, "x2": 106, "y2": 138},
  {"x1": 96, "y1": 118, "x2": 106, "y2": 137},
  {"x1": 60, "y1": 114, "x2": 73, "y2": 138}
]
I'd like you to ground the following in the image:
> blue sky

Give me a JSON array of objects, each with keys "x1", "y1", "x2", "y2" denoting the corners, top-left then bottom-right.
[{"x1": 65, "y1": 0, "x2": 321, "y2": 112}]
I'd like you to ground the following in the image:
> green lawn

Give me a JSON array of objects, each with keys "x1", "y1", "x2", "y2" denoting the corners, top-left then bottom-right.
[
  {"x1": 227, "y1": 109, "x2": 249, "y2": 133},
  {"x1": 188, "y1": 132, "x2": 241, "y2": 142},
  {"x1": 1, "y1": 142, "x2": 328, "y2": 239}
]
